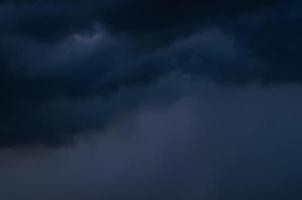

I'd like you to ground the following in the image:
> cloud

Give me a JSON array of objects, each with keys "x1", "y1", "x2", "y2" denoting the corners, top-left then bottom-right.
[
  {"x1": 0, "y1": 83, "x2": 302, "y2": 200},
  {"x1": 1, "y1": 1, "x2": 301, "y2": 199},
  {"x1": 0, "y1": 0, "x2": 302, "y2": 147},
  {"x1": 0, "y1": 0, "x2": 282, "y2": 42},
  {"x1": 230, "y1": 0, "x2": 302, "y2": 83},
  {"x1": 0, "y1": 28, "x2": 255, "y2": 147}
]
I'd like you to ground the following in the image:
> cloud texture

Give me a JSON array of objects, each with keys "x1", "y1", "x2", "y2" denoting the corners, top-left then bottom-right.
[
  {"x1": 1, "y1": 0, "x2": 301, "y2": 146},
  {"x1": 1, "y1": 1, "x2": 302, "y2": 198},
  {"x1": 1, "y1": 83, "x2": 302, "y2": 200}
]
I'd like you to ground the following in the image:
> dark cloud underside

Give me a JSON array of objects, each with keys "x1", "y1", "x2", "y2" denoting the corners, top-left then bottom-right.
[
  {"x1": 0, "y1": 0, "x2": 301, "y2": 147},
  {"x1": 1, "y1": 84, "x2": 302, "y2": 200},
  {"x1": 1, "y1": 1, "x2": 302, "y2": 200}
]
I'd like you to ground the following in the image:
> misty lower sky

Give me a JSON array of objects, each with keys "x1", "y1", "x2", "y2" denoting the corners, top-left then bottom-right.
[{"x1": 1, "y1": 0, "x2": 302, "y2": 200}]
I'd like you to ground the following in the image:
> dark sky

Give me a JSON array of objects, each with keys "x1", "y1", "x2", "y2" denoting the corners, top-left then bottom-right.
[{"x1": 1, "y1": 0, "x2": 302, "y2": 199}]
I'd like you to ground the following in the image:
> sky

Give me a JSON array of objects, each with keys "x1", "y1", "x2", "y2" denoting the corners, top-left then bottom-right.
[{"x1": 0, "y1": 0, "x2": 302, "y2": 199}]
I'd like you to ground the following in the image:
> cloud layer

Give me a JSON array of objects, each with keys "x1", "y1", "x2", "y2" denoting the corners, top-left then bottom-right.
[
  {"x1": 1, "y1": 1, "x2": 301, "y2": 199},
  {"x1": 1, "y1": 83, "x2": 302, "y2": 200},
  {"x1": 0, "y1": 0, "x2": 301, "y2": 146}
]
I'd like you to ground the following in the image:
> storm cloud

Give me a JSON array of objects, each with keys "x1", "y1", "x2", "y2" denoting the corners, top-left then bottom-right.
[
  {"x1": 0, "y1": 0, "x2": 283, "y2": 42},
  {"x1": 0, "y1": 26, "x2": 257, "y2": 146},
  {"x1": 1, "y1": 1, "x2": 302, "y2": 198},
  {"x1": 1, "y1": 0, "x2": 301, "y2": 146},
  {"x1": 1, "y1": 83, "x2": 302, "y2": 200}
]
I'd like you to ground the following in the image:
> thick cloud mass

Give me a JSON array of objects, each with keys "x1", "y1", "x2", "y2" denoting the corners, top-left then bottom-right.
[
  {"x1": 1, "y1": 1, "x2": 302, "y2": 199},
  {"x1": 0, "y1": 0, "x2": 282, "y2": 42},
  {"x1": 1, "y1": 83, "x2": 302, "y2": 200},
  {"x1": 0, "y1": 0, "x2": 301, "y2": 146}
]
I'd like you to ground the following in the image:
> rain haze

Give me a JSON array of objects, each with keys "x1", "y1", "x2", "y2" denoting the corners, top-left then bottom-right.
[{"x1": 0, "y1": 0, "x2": 302, "y2": 199}]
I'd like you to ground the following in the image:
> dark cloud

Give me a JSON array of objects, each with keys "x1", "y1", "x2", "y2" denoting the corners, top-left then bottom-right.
[
  {"x1": 0, "y1": 0, "x2": 283, "y2": 43},
  {"x1": 0, "y1": 0, "x2": 302, "y2": 147},
  {"x1": 230, "y1": 0, "x2": 302, "y2": 83},
  {"x1": 1, "y1": 83, "x2": 302, "y2": 200},
  {"x1": 1, "y1": 1, "x2": 302, "y2": 199},
  {"x1": 0, "y1": 27, "x2": 255, "y2": 147}
]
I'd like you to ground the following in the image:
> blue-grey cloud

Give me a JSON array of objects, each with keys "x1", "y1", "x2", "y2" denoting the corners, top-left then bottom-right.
[
  {"x1": 1, "y1": 83, "x2": 302, "y2": 200},
  {"x1": 0, "y1": 0, "x2": 301, "y2": 147}
]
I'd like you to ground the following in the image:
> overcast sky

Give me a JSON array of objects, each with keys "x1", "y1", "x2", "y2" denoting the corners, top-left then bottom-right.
[{"x1": 1, "y1": 0, "x2": 302, "y2": 199}]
